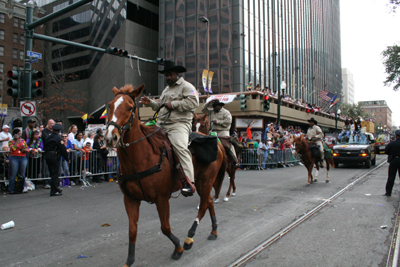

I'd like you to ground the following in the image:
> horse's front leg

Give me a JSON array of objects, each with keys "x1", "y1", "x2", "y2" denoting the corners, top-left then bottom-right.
[
  {"x1": 207, "y1": 194, "x2": 218, "y2": 240},
  {"x1": 325, "y1": 159, "x2": 330, "y2": 183},
  {"x1": 306, "y1": 164, "x2": 313, "y2": 187},
  {"x1": 184, "y1": 182, "x2": 210, "y2": 250},
  {"x1": 155, "y1": 197, "x2": 184, "y2": 260},
  {"x1": 123, "y1": 196, "x2": 141, "y2": 267}
]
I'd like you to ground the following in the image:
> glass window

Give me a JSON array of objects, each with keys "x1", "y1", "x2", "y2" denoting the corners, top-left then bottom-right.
[
  {"x1": 175, "y1": 18, "x2": 184, "y2": 35},
  {"x1": 12, "y1": 65, "x2": 18, "y2": 70},
  {"x1": 175, "y1": 36, "x2": 185, "y2": 57},
  {"x1": 197, "y1": 0, "x2": 207, "y2": 13},
  {"x1": 175, "y1": 0, "x2": 184, "y2": 18},
  {"x1": 221, "y1": 0, "x2": 231, "y2": 8},
  {"x1": 185, "y1": 71, "x2": 196, "y2": 86},
  {"x1": 165, "y1": 37, "x2": 174, "y2": 59},
  {"x1": 186, "y1": 0, "x2": 196, "y2": 16},
  {"x1": 221, "y1": 50, "x2": 232, "y2": 67},
  {"x1": 0, "y1": 63, "x2": 3, "y2": 74},
  {"x1": 20, "y1": 20, "x2": 25, "y2": 29},
  {"x1": 197, "y1": 54, "x2": 206, "y2": 70},
  {"x1": 165, "y1": 21, "x2": 173, "y2": 37},
  {"x1": 0, "y1": 13, "x2": 4, "y2": 23},
  {"x1": 20, "y1": 35, "x2": 24, "y2": 45},
  {"x1": 209, "y1": 51, "x2": 219, "y2": 69},
  {"x1": 0, "y1": 46, "x2": 3, "y2": 56},
  {"x1": 221, "y1": 7, "x2": 231, "y2": 25},
  {"x1": 209, "y1": 0, "x2": 219, "y2": 10},
  {"x1": 210, "y1": 28, "x2": 219, "y2": 51},
  {"x1": 186, "y1": 15, "x2": 196, "y2": 32},
  {"x1": 165, "y1": 0, "x2": 174, "y2": 21},
  {"x1": 176, "y1": 56, "x2": 184, "y2": 67},
  {"x1": 197, "y1": 30, "x2": 207, "y2": 54},
  {"x1": 186, "y1": 32, "x2": 195, "y2": 55},
  {"x1": 220, "y1": 25, "x2": 231, "y2": 50},
  {"x1": 14, "y1": 18, "x2": 18, "y2": 27},
  {"x1": 209, "y1": 10, "x2": 219, "y2": 26},
  {"x1": 186, "y1": 55, "x2": 195, "y2": 72},
  {"x1": 19, "y1": 50, "x2": 24, "y2": 60},
  {"x1": 221, "y1": 67, "x2": 232, "y2": 85},
  {"x1": 221, "y1": 84, "x2": 232, "y2": 93},
  {"x1": 13, "y1": 33, "x2": 18, "y2": 43},
  {"x1": 13, "y1": 49, "x2": 18, "y2": 59}
]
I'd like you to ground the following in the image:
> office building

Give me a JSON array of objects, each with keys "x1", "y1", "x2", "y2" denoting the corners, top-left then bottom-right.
[
  {"x1": 342, "y1": 68, "x2": 354, "y2": 104},
  {"x1": 359, "y1": 100, "x2": 392, "y2": 130}
]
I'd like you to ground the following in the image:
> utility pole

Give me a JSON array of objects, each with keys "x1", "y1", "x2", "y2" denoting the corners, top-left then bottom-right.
[{"x1": 277, "y1": 66, "x2": 281, "y2": 126}]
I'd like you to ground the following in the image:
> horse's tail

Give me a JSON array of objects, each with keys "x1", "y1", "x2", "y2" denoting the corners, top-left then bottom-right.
[
  {"x1": 326, "y1": 157, "x2": 335, "y2": 168},
  {"x1": 213, "y1": 143, "x2": 228, "y2": 198}
]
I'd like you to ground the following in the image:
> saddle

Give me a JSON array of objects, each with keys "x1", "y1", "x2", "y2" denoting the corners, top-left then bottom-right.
[
  {"x1": 189, "y1": 133, "x2": 219, "y2": 163},
  {"x1": 308, "y1": 141, "x2": 322, "y2": 159},
  {"x1": 219, "y1": 136, "x2": 243, "y2": 161}
]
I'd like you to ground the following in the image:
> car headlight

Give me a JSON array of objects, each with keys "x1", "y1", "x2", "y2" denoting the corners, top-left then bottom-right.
[{"x1": 360, "y1": 150, "x2": 365, "y2": 154}]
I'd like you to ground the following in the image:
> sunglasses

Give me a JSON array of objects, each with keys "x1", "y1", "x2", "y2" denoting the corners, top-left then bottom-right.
[{"x1": 62, "y1": 136, "x2": 67, "y2": 138}]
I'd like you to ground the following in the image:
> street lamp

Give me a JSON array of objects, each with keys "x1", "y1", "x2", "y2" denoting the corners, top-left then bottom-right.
[
  {"x1": 335, "y1": 108, "x2": 341, "y2": 132},
  {"x1": 277, "y1": 74, "x2": 286, "y2": 126},
  {"x1": 199, "y1": 16, "x2": 209, "y2": 94}
]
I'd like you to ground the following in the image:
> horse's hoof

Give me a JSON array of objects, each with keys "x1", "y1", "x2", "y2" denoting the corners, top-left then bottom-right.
[
  {"x1": 310, "y1": 180, "x2": 313, "y2": 184},
  {"x1": 223, "y1": 197, "x2": 229, "y2": 202},
  {"x1": 305, "y1": 184, "x2": 310, "y2": 187},
  {"x1": 326, "y1": 180, "x2": 329, "y2": 183},
  {"x1": 231, "y1": 193, "x2": 236, "y2": 197},
  {"x1": 183, "y1": 242, "x2": 193, "y2": 250},
  {"x1": 208, "y1": 233, "x2": 218, "y2": 240},
  {"x1": 171, "y1": 250, "x2": 183, "y2": 260},
  {"x1": 313, "y1": 179, "x2": 318, "y2": 183},
  {"x1": 213, "y1": 198, "x2": 219, "y2": 203}
]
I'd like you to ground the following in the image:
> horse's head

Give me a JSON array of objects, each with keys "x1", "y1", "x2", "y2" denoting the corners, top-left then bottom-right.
[
  {"x1": 193, "y1": 113, "x2": 209, "y2": 134},
  {"x1": 105, "y1": 84, "x2": 145, "y2": 147},
  {"x1": 293, "y1": 135, "x2": 308, "y2": 154}
]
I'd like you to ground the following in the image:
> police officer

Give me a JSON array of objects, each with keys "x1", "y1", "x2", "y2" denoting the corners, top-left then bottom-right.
[
  {"x1": 44, "y1": 124, "x2": 69, "y2": 196},
  {"x1": 202, "y1": 99, "x2": 238, "y2": 164},
  {"x1": 140, "y1": 61, "x2": 199, "y2": 196},
  {"x1": 384, "y1": 129, "x2": 400, "y2": 197},
  {"x1": 306, "y1": 117, "x2": 324, "y2": 167}
]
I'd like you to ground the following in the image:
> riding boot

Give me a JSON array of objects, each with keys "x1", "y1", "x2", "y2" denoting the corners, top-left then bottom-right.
[{"x1": 176, "y1": 163, "x2": 196, "y2": 197}]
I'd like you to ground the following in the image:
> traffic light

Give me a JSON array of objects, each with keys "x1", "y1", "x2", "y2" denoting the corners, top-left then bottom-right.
[
  {"x1": 240, "y1": 93, "x2": 247, "y2": 111},
  {"x1": 106, "y1": 46, "x2": 128, "y2": 57},
  {"x1": 31, "y1": 70, "x2": 43, "y2": 97},
  {"x1": 263, "y1": 95, "x2": 270, "y2": 111},
  {"x1": 6, "y1": 70, "x2": 20, "y2": 98}
]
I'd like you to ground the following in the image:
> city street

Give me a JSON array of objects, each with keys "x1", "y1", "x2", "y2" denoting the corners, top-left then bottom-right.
[{"x1": 1, "y1": 155, "x2": 398, "y2": 267}]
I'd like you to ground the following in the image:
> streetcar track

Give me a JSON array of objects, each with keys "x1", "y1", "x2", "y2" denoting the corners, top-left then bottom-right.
[{"x1": 228, "y1": 160, "x2": 388, "y2": 267}]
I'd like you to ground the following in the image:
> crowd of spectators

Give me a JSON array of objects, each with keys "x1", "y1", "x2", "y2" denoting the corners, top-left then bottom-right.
[{"x1": 1, "y1": 119, "x2": 119, "y2": 195}]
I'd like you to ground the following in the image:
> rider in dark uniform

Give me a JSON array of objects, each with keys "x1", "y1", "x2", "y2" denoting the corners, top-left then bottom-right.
[
  {"x1": 44, "y1": 124, "x2": 69, "y2": 196},
  {"x1": 384, "y1": 129, "x2": 400, "y2": 197}
]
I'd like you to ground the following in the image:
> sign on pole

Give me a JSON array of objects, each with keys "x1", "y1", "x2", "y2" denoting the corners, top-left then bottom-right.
[
  {"x1": 20, "y1": 101, "x2": 36, "y2": 117},
  {"x1": 27, "y1": 50, "x2": 42, "y2": 59}
]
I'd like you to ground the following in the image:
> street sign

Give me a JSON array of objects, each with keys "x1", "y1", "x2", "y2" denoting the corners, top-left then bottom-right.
[
  {"x1": 20, "y1": 101, "x2": 36, "y2": 117},
  {"x1": 30, "y1": 58, "x2": 38, "y2": 64},
  {"x1": 27, "y1": 50, "x2": 42, "y2": 59}
]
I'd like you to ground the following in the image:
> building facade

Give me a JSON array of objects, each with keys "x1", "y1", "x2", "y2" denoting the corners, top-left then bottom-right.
[
  {"x1": 359, "y1": 100, "x2": 392, "y2": 130},
  {"x1": 0, "y1": 0, "x2": 45, "y2": 107},
  {"x1": 39, "y1": 0, "x2": 159, "y2": 124},
  {"x1": 341, "y1": 68, "x2": 354, "y2": 104},
  {"x1": 158, "y1": 0, "x2": 342, "y2": 106}
]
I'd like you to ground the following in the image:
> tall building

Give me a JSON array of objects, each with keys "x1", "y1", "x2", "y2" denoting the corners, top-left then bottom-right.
[
  {"x1": 0, "y1": 0, "x2": 45, "y2": 107},
  {"x1": 359, "y1": 100, "x2": 392, "y2": 129},
  {"x1": 342, "y1": 68, "x2": 354, "y2": 104},
  {"x1": 39, "y1": 0, "x2": 160, "y2": 124},
  {"x1": 158, "y1": 0, "x2": 342, "y2": 106}
]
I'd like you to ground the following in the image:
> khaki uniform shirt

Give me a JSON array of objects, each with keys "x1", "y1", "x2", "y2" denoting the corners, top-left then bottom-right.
[
  {"x1": 148, "y1": 77, "x2": 199, "y2": 125},
  {"x1": 201, "y1": 103, "x2": 232, "y2": 132},
  {"x1": 307, "y1": 125, "x2": 323, "y2": 141}
]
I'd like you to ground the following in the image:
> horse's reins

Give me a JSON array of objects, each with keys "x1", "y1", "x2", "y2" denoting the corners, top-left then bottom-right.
[{"x1": 107, "y1": 93, "x2": 171, "y2": 204}]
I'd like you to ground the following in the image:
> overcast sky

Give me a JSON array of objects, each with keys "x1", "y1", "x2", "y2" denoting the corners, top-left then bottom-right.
[{"x1": 340, "y1": 0, "x2": 400, "y2": 127}]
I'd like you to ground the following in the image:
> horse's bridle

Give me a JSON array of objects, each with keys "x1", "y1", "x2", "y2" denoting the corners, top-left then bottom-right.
[{"x1": 295, "y1": 140, "x2": 308, "y2": 158}]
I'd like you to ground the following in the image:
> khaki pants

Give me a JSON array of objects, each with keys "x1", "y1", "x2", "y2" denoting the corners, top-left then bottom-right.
[
  {"x1": 316, "y1": 140, "x2": 324, "y2": 160},
  {"x1": 215, "y1": 130, "x2": 238, "y2": 163},
  {"x1": 161, "y1": 122, "x2": 194, "y2": 183}
]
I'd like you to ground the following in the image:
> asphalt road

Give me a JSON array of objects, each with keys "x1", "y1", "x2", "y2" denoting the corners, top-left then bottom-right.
[{"x1": 1, "y1": 155, "x2": 397, "y2": 267}]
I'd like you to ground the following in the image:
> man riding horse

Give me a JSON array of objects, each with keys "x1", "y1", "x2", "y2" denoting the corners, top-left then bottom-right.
[
  {"x1": 201, "y1": 99, "x2": 238, "y2": 165},
  {"x1": 141, "y1": 61, "x2": 198, "y2": 196},
  {"x1": 306, "y1": 117, "x2": 324, "y2": 168}
]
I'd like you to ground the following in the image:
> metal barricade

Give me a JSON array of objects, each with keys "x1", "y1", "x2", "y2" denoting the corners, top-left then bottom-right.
[
  {"x1": 239, "y1": 147, "x2": 302, "y2": 170},
  {"x1": 0, "y1": 149, "x2": 119, "y2": 189}
]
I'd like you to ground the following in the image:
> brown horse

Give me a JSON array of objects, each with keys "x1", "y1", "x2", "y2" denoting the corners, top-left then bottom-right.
[
  {"x1": 193, "y1": 113, "x2": 239, "y2": 202},
  {"x1": 105, "y1": 84, "x2": 226, "y2": 267},
  {"x1": 293, "y1": 135, "x2": 334, "y2": 186}
]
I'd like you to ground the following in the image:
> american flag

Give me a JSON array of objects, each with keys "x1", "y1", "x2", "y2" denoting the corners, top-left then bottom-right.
[{"x1": 318, "y1": 90, "x2": 335, "y2": 102}]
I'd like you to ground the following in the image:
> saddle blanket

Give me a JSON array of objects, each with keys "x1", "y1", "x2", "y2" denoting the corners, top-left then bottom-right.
[{"x1": 189, "y1": 133, "x2": 218, "y2": 163}]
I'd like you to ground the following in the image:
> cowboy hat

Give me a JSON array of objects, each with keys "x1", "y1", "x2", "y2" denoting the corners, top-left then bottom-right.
[
  {"x1": 158, "y1": 60, "x2": 186, "y2": 74},
  {"x1": 307, "y1": 117, "x2": 318, "y2": 124},
  {"x1": 212, "y1": 99, "x2": 225, "y2": 106}
]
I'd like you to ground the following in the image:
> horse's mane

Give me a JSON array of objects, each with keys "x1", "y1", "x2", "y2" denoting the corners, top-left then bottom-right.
[
  {"x1": 139, "y1": 124, "x2": 167, "y2": 153},
  {"x1": 119, "y1": 84, "x2": 134, "y2": 93}
]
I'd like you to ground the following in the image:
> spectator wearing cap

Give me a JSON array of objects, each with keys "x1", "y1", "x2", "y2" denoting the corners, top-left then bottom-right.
[
  {"x1": 22, "y1": 118, "x2": 37, "y2": 141},
  {"x1": 0, "y1": 125, "x2": 12, "y2": 150}
]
